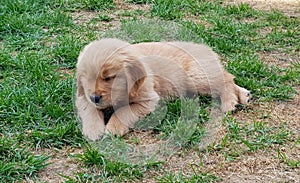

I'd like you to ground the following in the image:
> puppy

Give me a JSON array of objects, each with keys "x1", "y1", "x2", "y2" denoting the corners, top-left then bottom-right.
[{"x1": 76, "y1": 38, "x2": 251, "y2": 141}]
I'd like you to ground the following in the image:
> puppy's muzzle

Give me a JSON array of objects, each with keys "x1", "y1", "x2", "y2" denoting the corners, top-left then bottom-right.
[{"x1": 89, "y1": 94, "x2": 102, "y2": 104}]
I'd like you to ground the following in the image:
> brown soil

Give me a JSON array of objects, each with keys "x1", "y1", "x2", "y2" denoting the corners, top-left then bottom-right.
[
  {"x1": 71, "y1": 2, "x2": 151, "y2": 33},
  {"x1": 225, "y1": 0, "x2": 300, "y2": 17},
  {"x1": 34, "y1": 148, "x2": 85, "y2": 183}
]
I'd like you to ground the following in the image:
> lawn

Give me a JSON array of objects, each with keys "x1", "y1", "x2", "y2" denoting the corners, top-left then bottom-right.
[{"x1": 0, "y1": 0, "x2": 299, "y2": 182}]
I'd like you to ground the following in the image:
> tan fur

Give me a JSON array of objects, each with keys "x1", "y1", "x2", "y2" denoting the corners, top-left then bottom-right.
[{"x1": 76, "y1": 38, "x2": 251, "y2": 141}]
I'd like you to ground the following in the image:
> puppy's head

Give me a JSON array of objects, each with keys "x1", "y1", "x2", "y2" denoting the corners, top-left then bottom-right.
[{"x1": 76, "y1": 39, "x2": 147, "y2": 109}]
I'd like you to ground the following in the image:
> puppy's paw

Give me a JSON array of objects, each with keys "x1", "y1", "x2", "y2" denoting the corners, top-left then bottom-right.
[
  {"x1": 221, "y1": 86, "x2": 251, "y2": 113},
  {"x1": 105, "y1": 116, "x2": 130, "y2": 136},
  {"x1": 238, "y1": 86, "x2": 251, "y2": 104},
  {"x1": 221, "y1": 101, "x2": 238, "y2": 114},
  {"x1": 82, "y1": 125, "x2": 105, "y2": 141}
]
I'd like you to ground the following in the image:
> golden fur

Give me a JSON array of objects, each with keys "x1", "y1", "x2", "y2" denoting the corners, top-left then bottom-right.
[{"x1": 76, "y1": 38, "x2": 251, "y2": 141}]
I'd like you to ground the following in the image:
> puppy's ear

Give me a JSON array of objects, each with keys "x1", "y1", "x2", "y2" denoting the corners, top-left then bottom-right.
[
  {"x1": 124, "y1": 60, "x2": 147, "y2": 97},
  {"x1": 76, "y1": 74, "x2": 85, "y2": 97}
]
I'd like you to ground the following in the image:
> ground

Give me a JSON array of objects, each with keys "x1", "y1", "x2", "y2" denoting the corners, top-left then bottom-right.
[
  {"x1": 1, "y1": 0, "x2": 298, "y2": 182},
  {"x1": 35, "y1": 0, "x2": 299, "y2": 182},
  {"x1": 226, "y1": 0, "x2": 300, "y2": 17}
]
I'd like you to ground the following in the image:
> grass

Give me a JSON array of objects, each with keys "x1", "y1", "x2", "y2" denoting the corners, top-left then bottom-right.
[
  {"x1": 74, "y1": 147, "x2": 144, "y2": 181},
  {"x1": 153, "y1": 97, "x2": 210, "y2": 148},
  {"x1": 0, "y1": 0, "x2": 299, "y2": 182},
  {"x1": 157, "y1": 166, "x2": 220, "y2": 183},
  {"x1": 218, "y1": 117, "x2": 292, "y2": 161},
  {"x1": 278, "y1": 147, "x2": 300, "y2": 168},
  {"x1": 0, "y1": 137, "x2": 49, "y2": 182}
]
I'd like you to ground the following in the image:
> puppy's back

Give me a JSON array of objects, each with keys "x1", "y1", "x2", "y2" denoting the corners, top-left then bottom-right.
[{"x1": 134, "y1": 41, "x2": 229, "y2": 96}]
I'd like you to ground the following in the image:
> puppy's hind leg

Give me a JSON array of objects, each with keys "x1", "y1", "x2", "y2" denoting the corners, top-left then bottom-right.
[
  {"x1": 218, "y1": 70, "x2": 252, "y2": 113},
  {"x1": 220, "y1": 86, "x2": 239, "y2": 113},
  {"x1": 76, "y1": 96, "x2": 105, "y2": 141},
  {"x1": 220, "y1": 84, "x2": 251, "y2": 113}
]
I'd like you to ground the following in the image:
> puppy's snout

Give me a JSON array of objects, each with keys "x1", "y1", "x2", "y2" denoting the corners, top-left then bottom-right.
[{"x1": 90, "y1": 94, "x2": 102, "y2": 104}]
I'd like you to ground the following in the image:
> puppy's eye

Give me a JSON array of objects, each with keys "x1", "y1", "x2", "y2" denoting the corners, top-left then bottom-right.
[
  {"x1": 104, "y1": 77, "x2": 111, "y2": 81},
  {"x1": 103, "y1": 76, "x2": 114, "y2": 81}
]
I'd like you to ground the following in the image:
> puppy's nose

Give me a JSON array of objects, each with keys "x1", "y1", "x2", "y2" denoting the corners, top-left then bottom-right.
[{"x1": 90, "y1": 94, "x2": 102, "y2": 104}]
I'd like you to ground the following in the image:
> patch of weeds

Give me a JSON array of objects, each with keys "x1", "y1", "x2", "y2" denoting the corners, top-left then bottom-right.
[
  {"x1": 81, "y1": 0, "x2": 115, "y2": 11},
  {"x1": 277, "y1": 148, "x2": 300, "y2": 168},
  {"x1": 157, "y1": 165, "x2": 220, "y2": 183},
  {"x1": 38, "y1": 0, "x2": 116, "y2": 11},
  {"x1": 88, "y1": 134, "x2": 164, "y2": 167},
  {"x1": 98, "y1": 15, "x2": 113, "y2": 22},
  {"x1": 0, "y1": 137, "x2": 49, "y2": 182},
  {"x1": 62, "y1": 172, "x2": 107, "y2": 183},
  {"x1": 224, "y1": 3, "x2": 261, "y2": 19},
  {"x1": 219, "y1": 117, "x2": 291, "y2": 160},
  {"x1": 72, "y1": 144, "x2": 161, "y2": 182},
  {"x1": 121, "y1": 9, "x2": 146, "y2": 17},
  {"x1": 266, "y1": 10, "x2": 298, "y2": 27},
  {"x1": 284, "y1": 62, "x2": 300, "y2": 85}
]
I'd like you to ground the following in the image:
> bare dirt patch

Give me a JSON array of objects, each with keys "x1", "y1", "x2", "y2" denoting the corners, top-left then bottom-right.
[
  {"x1": 36, "y1": 147, "x2": 85, "y2": 183},
  {"x1": 222, "y1": 93, "x2": 300, "y2": 182},
  {"x1": 58, "y1": 68, "x2": 75, "y2": 79},
  {"x1": 234, "y1": 89, "x2": 300, "y2": 134},
  {"x1": 225, "y1": 0, "x2": 300, "y2": 17},
  {"x1": 214, "y1": 150, "x2": 299, "y2": 182},
  {"x1": 71, "y1": 2, "x2": 150, "y2": 32},
  {"x1": 258, "y1": 52, "x2": 299, "y2": 68}
]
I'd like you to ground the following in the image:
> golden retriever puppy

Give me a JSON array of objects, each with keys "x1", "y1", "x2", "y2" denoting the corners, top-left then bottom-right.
[{"x1": 76, "y1": 38, "x2": 251, "y2": 141}]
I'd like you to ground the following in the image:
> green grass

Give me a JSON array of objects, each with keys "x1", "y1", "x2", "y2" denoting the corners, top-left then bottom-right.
[
  {"x1": 152, "y1": 97, "x2": 210, "y2": 148},
  {"x1": 62, "y1": 144, "x2": 161, "y2": 182},
  {"x1": 0, "y1": 0, "x2": 299, "y2": 181},
  {"x1": 217, "y1": 117, "x2": 292, "y2": 161},
  {"x1": 75, "y1": 147, "x2": 144, "y2": 181},
  {"x1": 0, "y1": 137, "x2": 49, "y2": 182},
  {"x1": 157, "y1": 172, "x2": 220, "y2": 183},
  {"x1": 157, "y1": 165, "x2": 220, "y2": 183},
  {"x1": 278, "y1": 147, "x2": 300, "y2": 168}
]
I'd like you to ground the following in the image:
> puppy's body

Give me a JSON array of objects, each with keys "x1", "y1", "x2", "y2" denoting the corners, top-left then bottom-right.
[
  {"x1": 135, "y1": 42, "x2": 228, "y2": 98},
  {"x1": 76, "y1": 39, "x2": 251, "y2": 141}
]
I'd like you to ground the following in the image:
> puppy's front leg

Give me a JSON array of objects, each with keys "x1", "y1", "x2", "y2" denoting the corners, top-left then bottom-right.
[
  {"x1": 76, "y1": 96, "x2": 105, "y2": 141},
  {"x1": 106, "y1": 101, "x2": 156, "y2": 136}
]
